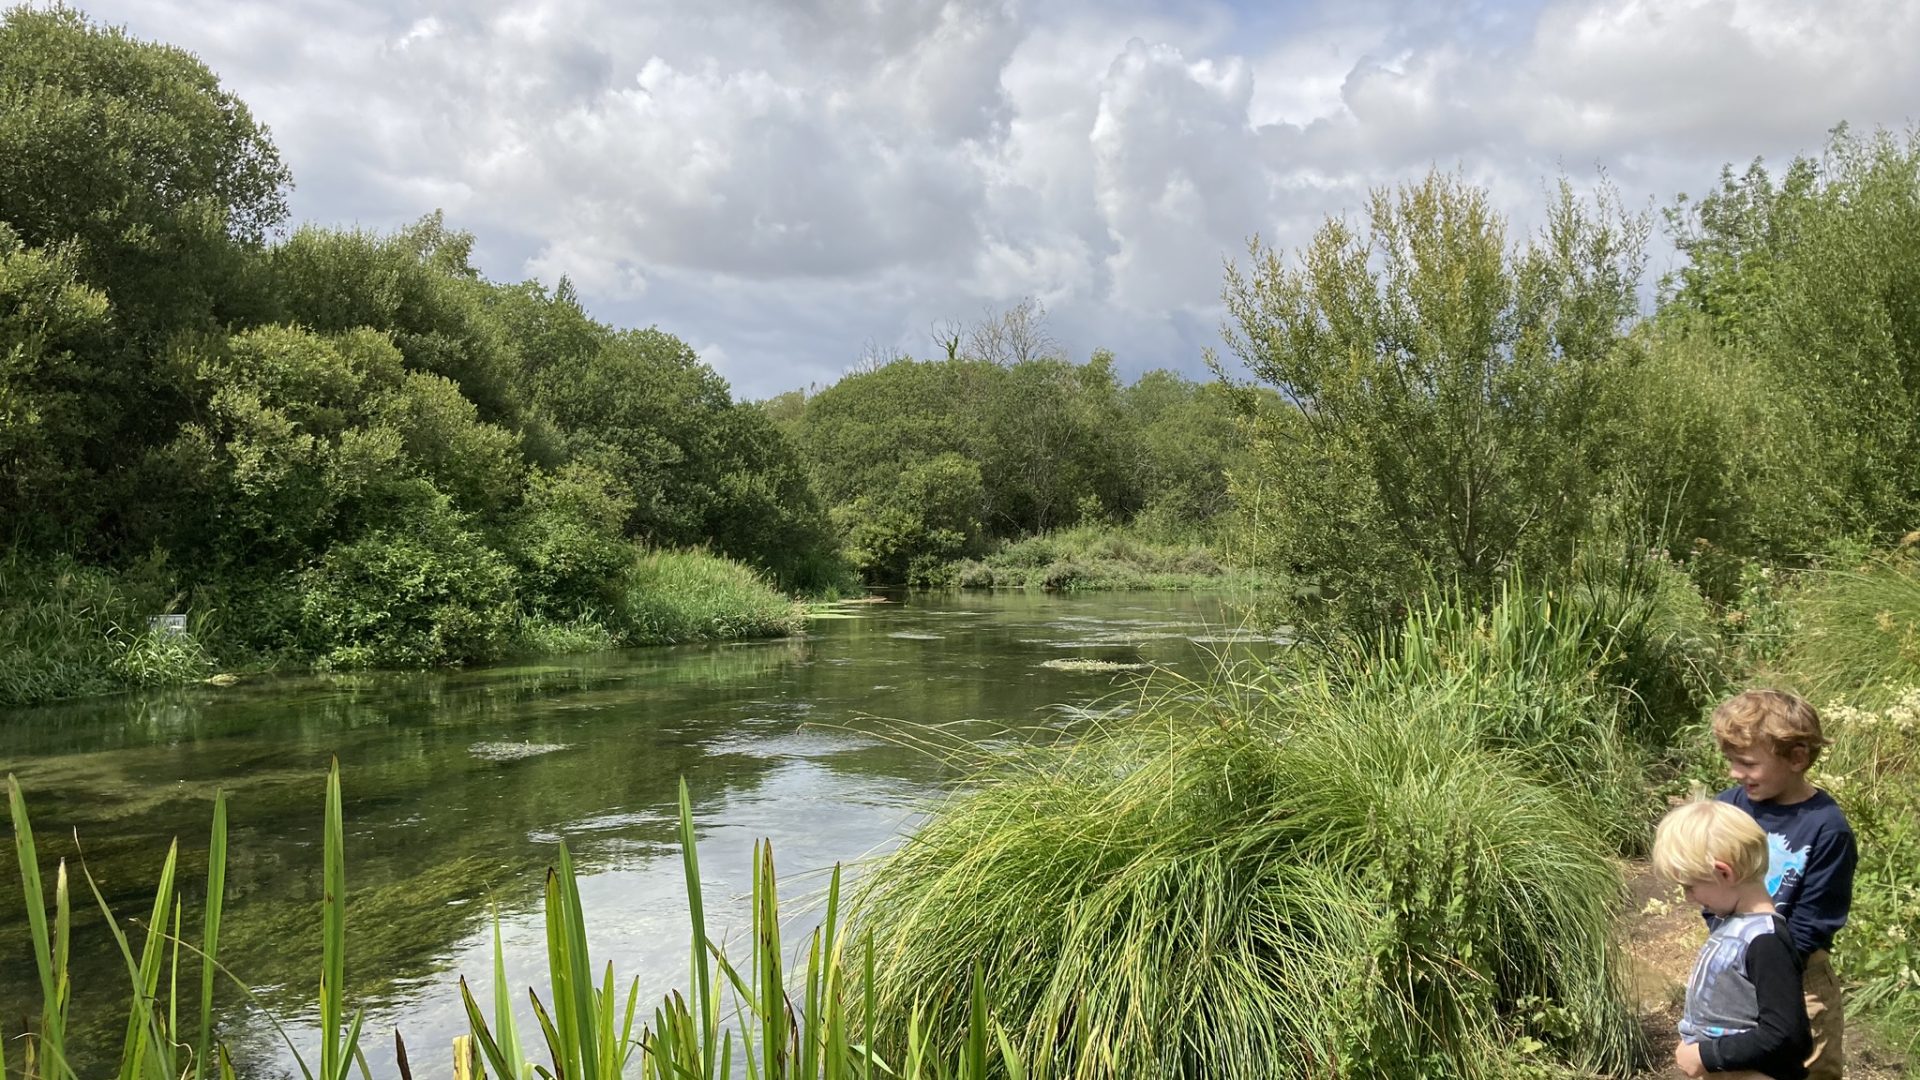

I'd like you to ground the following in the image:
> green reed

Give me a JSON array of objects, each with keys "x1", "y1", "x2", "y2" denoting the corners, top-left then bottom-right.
[{"x1": 5, "y1": 762, "x2": 360, "y2": 1080}]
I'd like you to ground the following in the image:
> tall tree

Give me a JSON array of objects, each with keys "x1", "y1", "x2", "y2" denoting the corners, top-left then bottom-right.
[{"x1": 1223, "y1": 170, "x2": 1647, "y2": 623}]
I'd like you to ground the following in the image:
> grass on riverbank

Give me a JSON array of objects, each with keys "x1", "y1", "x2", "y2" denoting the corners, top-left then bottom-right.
[
  {"x1": 618, "y1": 548, "x2": 800, "y2": 645},
  {"x1": 948, "y1": 524, "x2": 1275, "y2": 591},
  {"x1": 0, "y1": 558, "x2": 212, "y2": 708},
  {"x1": 855, "y1": 661, "x2": 1642, "y2": 1078}
]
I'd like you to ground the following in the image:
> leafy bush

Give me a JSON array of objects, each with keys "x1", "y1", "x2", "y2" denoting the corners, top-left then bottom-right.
[
  {"x1": 835, "y1": 453, "x2": 987, "y2": 585},
  {"x1": 855, "y1": 669, "x2": 1638, "y2": 1079},
  {"x1": 506, "y1": 463, "x2": 634, "y2": 620},
  {"x1": 617, "y1": 549, "x2": 796, "y2": 645},
  {"x1": 1223, "y1": 171, "x2": 1647, "y2": 631},
  {"x1": 298, "y1": 501, "x2": 520, "y2": 668}
]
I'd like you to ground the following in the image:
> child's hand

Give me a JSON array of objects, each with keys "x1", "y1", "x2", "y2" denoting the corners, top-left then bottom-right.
[{"x1": 1672, "y1": 1039, "x2": 1705, "y2": 1078}]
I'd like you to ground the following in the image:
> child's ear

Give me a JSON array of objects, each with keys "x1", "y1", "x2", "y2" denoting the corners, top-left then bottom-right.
[
  {"x1": 1712, "y1": 860, "x2": 1737, "y2": 884},
  {"x1": 1787, "y1": 743, "x2": 1813, "y2": 772}
]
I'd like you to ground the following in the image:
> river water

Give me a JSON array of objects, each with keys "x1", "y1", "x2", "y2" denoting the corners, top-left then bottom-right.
[{"x1": 0, "y1": 590, "x2": 1276, "y2": 1077}]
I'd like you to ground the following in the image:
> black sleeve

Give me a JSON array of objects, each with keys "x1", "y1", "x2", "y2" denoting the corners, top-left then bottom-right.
[
  {"x1": 1699, "y1": 934, "x2": 1811, "y2": 1078},
  {"x1": 1785, "y1": 825, "x2": 1856, "y2": 955}
]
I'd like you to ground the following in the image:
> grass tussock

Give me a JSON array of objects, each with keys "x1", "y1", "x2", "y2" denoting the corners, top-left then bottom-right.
[
  {"x1": 618, "y1": 548, "x2": 800, "y2": 645},
  {"x1": 951, "y1": 524, "x2": 1274, "y2": 591},
  {"x1": 855, "y1": 665, "x2": 1640, "y2": 1079}
]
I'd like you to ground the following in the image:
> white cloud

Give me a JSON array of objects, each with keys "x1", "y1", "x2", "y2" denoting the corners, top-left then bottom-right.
[{"x1": 69, "y1": 0, "x2": 1920, "y2": 398}]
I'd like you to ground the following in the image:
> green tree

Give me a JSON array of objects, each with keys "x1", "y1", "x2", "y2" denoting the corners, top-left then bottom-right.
[
  {"x1": 270, "y1": 217, "x2": 524, "y2": 428},
  {"x1": 835, "y1": 453, "x2": 987, "y2": 584},
  {"x1": 0, "y1": 224, "x2": 112, "y2": 546},
  {"x1": 1223, "y1": 171, "x2": 1647, "y2": 624},
  {"x1": 1662, "y1": 127, "x2": 1920, "y2": 550},
  {"x1": 0, "y1": 4, "x2": 288, "y2": 337}
]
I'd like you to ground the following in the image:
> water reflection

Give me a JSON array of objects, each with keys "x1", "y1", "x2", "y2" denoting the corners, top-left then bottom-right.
[{"x1": 0, "y1": 591, "x2": 1274, "y2": 1077}]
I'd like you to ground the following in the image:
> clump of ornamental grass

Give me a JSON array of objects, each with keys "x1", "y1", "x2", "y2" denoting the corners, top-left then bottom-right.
[
  {"x1": 853, "y1": 666, "x2": 1640, "y2": 1079},
  {"x1": 617, "y1": 549, "x2": 799, "y2": 645}
]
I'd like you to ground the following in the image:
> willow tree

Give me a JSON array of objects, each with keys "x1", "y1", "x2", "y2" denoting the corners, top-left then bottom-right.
[{"x1": 1223, "y1": 171, "x2": 1648, "y2": 626}]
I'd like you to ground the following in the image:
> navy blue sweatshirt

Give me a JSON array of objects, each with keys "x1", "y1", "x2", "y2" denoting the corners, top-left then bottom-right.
[{"x1": 1714, "y1": 787, "x2": 1857, "y2": 956}]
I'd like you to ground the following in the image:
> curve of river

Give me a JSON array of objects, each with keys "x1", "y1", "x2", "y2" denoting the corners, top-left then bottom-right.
[{"x1": 0, "y1": 591, "x2": 1280, "y2": 1078}]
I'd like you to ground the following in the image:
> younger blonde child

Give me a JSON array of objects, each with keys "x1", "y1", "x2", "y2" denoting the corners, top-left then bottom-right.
[{"x1": 1654, "y1": 799, "x2": 1811, "y2": 1079}]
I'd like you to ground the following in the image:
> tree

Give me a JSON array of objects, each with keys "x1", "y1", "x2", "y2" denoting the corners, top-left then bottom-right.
[
  {"x1": 963, "y1": 296, "x2": 1061, "y2": 366},
  {"x1": 0, "y1": 5, "x2": 290, "y2": 336},
  {"x1": 1661, "y1": 127, "x2": 1920, "y2": 550},
  {"x1": 1223, "y1": 170, "x2": 1648, "y2": 624},
  {"x1": 0, "y1": 224, "x2": 113, "y2": 546}
]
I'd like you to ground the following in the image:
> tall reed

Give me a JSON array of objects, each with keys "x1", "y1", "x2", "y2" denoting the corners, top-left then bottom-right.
[
  {"x1": 5, "y1": 762, "x2": 362, "y2": 1080},
  {"x1": 458, "y1": 778, "x2": 1027, "y2": 1079}
]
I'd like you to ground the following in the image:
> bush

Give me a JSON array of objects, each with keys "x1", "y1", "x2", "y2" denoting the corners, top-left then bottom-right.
[
  {"x1": 298, "y1": 502, "x2": 520, "y2": 668},
  {"x1": 855, "y1": 668, "x2": 1638, "y2": 1079},
  {"x1": 617, "y1": 549, "x2": 796, "y2": 645}
]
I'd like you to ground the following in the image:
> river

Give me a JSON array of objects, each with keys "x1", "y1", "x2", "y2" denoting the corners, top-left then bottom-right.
[{"x1": 0, "y1": 590, "x2": 1277, "y2": 1077}]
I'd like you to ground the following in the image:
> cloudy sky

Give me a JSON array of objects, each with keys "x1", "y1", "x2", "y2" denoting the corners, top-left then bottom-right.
[{"x1": 81, "y1": 0, "x2": 1920, "y2": 398}]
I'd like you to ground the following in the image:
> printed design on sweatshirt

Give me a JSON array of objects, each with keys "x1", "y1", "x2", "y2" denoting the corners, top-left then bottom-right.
[{"x1": 1765, "y1": 831, "x2": 1809, "y2": 898}]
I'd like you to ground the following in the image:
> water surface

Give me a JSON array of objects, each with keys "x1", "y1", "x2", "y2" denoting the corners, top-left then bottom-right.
[{"x1": 0, "y1": 591, "x2": 1276, "y2": 1076}]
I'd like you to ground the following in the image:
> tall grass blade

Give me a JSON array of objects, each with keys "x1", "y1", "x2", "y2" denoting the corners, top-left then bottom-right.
[
  {"x1": 7, "y1": 775, "x2": 68, "y2": 1075},
  {"x1": 675, "y1": 779, "x2": 718, "y2": 1080},
  {"x1": 320, "y1": 760, "x2": 347, "y2": 1080},
  {"x1": 195, "y1": 790, "x2": 227, "y2": 1080}
]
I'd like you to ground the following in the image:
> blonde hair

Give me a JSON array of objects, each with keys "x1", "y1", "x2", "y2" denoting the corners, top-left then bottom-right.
[
  {"x1": 1652, "y1": 800, "x2": 1769, "y2": 886},
  {"x1": 1712, "y1": 689, "x2": 1828, "y2": 766}
]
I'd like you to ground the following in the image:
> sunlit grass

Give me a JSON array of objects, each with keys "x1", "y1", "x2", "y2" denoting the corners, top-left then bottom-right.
[
  {"x1": 620, "y1": 549, "x2": 800, "y2": 645},
  {"x1": 852, "y1": 663, "x2": 1641, "y2": 1079}
]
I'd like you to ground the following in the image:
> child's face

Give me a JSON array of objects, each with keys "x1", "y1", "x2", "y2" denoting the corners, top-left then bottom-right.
[
  {"x1": 1682, "y1": 863, "x2": 1743, "y2": 917},
  {"x1": 1720, "y1": 740, "x2": 1805, "y2": 802}
]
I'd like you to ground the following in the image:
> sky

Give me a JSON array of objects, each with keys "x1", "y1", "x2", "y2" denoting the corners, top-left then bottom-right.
[{"x1": 73, "y1": 0, "x2": 1920, "y2": 399}]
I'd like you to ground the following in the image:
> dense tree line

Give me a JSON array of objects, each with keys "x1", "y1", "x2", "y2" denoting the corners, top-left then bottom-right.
[
  {"x1": 765, "y1": 347, "x2": 1251, "y2": 585},
  {"x1": 1, "y1": 7, "x2": 835, "y2": 672}
]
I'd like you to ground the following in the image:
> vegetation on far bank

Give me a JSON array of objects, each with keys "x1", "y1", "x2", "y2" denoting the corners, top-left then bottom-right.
[{"x1": 942, "y1": 523, "x2": 1275, "y2": 592}]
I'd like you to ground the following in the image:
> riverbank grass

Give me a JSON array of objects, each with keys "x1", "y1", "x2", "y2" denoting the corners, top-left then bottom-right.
[
  {"x1": 0, "y1": 558, "x2": 212, "y2": 708},
  {"x1": 619, "y1": 549, "x2": 800, "y2": 645},
  {"x1": 855, "y1": 664, "x2": 1640, "y2": 1078}
]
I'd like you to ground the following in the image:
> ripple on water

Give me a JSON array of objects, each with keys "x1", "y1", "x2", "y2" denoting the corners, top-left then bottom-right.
[
  {"x1": 468, "y1": 740, "x2": 571, "y2": 762},
  {"x1": 886, "y1": 631, "x2": 945, "y2": 640}
]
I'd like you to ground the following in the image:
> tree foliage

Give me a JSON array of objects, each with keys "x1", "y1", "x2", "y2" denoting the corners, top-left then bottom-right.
[{"x1": 1223, "y1": 171, "x2": 1648, "y2": 623}]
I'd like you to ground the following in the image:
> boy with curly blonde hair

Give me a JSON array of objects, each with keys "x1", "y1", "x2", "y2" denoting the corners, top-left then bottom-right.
[
  {"x1": 1711, "y1": 690, "x2": 1856, "y2": 1079},
  {"x1": 1656, "y1": 799, "x2": 1811, "y2": 1078}
]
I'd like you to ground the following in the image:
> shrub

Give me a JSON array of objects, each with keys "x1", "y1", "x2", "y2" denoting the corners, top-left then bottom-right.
[
  {"x1": 298, "y1": 501, "x2": 519, "y2": 668},
  {"x1": 855, "y1": 669, "x2": 1638, "y2": 1079},
  {"x1": 617, "y1": 549, "x2": 796, "y2": 645},
  {"x1": 506, "y1": 463, "x2": 634, "y2": 620}
]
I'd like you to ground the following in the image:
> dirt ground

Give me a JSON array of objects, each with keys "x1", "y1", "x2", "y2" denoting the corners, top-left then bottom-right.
[{"x1": 1623, "y1": 863, "x2": 1909, "y2": 1079}]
